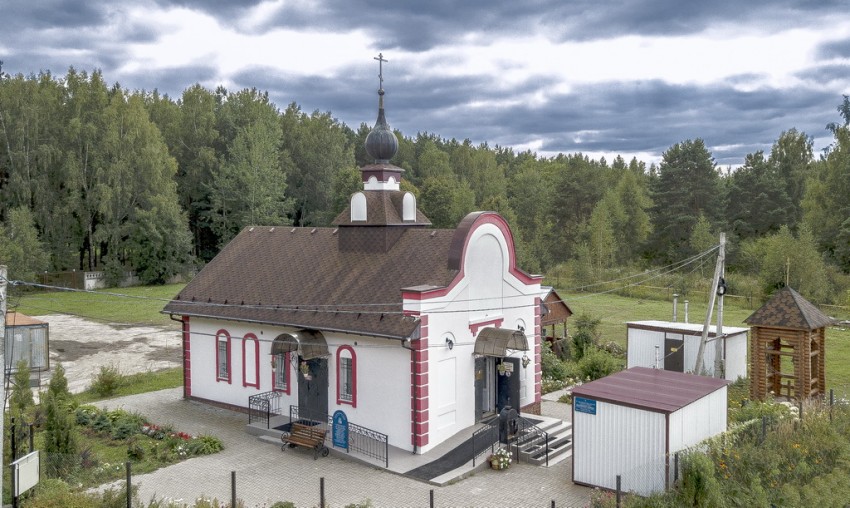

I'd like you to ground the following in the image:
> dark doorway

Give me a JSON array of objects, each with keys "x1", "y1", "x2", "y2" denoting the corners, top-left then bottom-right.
[
  {"x1": 297, "y1": 356, "x2": 328, "y2": 423},
  {"x1": 664, "y1": 335, "x2": 685, "y2": 373},
  {"x1": 496, "y1": 358, "x2": 521, "y2": 413}
]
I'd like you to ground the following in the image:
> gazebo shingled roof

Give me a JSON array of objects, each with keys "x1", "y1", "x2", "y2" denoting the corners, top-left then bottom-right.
[{"x1": 745, "y1": 286, "x2": 834, "y2": 330}]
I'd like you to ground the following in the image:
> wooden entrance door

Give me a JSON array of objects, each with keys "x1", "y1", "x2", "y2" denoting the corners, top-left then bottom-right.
[{"x1": 297, "y1": 357, "x2": 328, "y2": 423}]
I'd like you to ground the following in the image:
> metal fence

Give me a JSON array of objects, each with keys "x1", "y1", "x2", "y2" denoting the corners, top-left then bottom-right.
[
  {"x1": 287, "y1": 405, "x2": 389, "y2": 468},
  {"x1": 247, "y1": 391, "x2": 282, "y2": 428}
]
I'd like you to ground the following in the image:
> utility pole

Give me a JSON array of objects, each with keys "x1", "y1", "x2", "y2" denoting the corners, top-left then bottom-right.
[
  {"x1": 714, "y1": 240, "x2": 727, "y2": 378},
  {"x1": 694, "y1": 234, "x2": 725, "y2": 376},
  {"x1": 1, "y1": 265, "x2": 7, "y2": 503}
]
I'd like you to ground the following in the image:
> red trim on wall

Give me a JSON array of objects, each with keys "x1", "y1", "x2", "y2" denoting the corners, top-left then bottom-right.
[
  {"x1": 402, "y1": 213, "x2": 542, "y2": 302},
  {"x1": 534, "y1": 296, "x2": 542, "y2": 403},
  {"x1": 469, "y1": 317, "x2": 504, "y2": 336},
  {"x1": 336, "y1": 345, "x2": 357, "y2": 407},
  {"x1": 272, "y1": 352, "x2": 291, "y2": 394},
  {"x1": 215, "y1": 329, "x2": 232, "y2": 384},
  {"x1": 411, "y1": 316, "x2": 429, "y2": 449},
  {"x1": 182, "y1": 316, "x2": 191, "y2": 398},
  {"x1": 242, "y1": 333, "x2": 260, "y2": 388}
]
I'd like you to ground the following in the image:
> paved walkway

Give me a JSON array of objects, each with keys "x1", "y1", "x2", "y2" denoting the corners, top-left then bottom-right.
[{"x1": 97, "y1": 389, "x2": 592, "y2": 507}]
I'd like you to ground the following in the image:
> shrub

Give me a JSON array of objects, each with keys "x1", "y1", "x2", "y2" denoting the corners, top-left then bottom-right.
[
  {"x1": 75, "y1": 405, "x2": 101, "y2": 426},
  {"x1": 111, "y1": 418, "x2": 142, "y2": 440},
  {"x1": 187, "y1": 434, "x2": 224, "y2": 456},
  {"x1": 91, "y1": 364, "x2": 123, "y2": 397},
  {"x1": 93, "y1": 412, "x2": 114, "y2": 434},
  {"x1": 576, "y1": 347, "x2": 621, "y2": 381},
  {"x1": 127, "y1": 436, "x2": 146, "y2": 460},
  {"x1": 270, "y1": 503, "x2": 297, "y2": 508},
  {"x1": 541, "y1": 341, "x2": 572, "y2": 381}
]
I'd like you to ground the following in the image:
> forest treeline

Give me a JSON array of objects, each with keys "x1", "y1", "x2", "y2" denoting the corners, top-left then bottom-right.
[{"x1": 0, "y1": 69, "x2": 848, "y2": 305}]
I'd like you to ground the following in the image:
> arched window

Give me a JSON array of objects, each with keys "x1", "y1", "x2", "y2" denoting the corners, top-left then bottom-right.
[
  {"x1": 216, "y1": 330, "x2": 231, "y2": 383},
  {"x1": 336, "y1": 345, "x2": 357, "y2": 407},
  {"x1": 242, "y1": 333, "x2": 260, "y2": 388},
  {"x1": 273, "y1": 352, "x2": 290, "y2": 393}
]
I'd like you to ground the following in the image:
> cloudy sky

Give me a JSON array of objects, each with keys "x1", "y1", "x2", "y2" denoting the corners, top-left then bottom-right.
[{"x1": 3, "y1": 1, "x2": 850, "y2": 166}]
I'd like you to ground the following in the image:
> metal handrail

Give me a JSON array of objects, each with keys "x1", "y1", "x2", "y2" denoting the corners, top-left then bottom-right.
[
  {"x1": 514, "y1": 415, "x2": 549, "y2": 467},
  {"x1": 471, "y1": 419, "x2": 500, "y2": 466},
  {"x1": 248, "y1": 391, "x2": 282, "y2": 429}
]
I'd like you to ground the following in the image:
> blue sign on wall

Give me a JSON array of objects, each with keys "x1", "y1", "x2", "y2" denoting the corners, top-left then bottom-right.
[
  {"x1": 574, "y1": 397, "x2": 597, "y2": 415},
  {"x1": 332, "y1": 410, "x2": 349, "y2": 450}
]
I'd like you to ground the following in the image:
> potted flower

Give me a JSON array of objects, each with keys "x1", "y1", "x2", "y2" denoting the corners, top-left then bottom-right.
[{"x1": 489, "y1": 447, "x2": 512, "y2": 470}]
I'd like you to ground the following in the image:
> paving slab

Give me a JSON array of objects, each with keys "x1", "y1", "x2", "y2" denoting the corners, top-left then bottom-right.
[{"x1": 97, "y1": 389, "x2": 593, "y2": 507}]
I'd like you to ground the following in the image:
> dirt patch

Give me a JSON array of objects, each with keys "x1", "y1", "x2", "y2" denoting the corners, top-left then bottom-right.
[{"x1": 39, "y1": 315, "x2": 182, "y2": 393}]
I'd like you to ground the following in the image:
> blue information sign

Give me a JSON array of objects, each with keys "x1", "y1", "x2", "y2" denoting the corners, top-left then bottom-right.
[
  {"x1": 574, "y1": 397, "x2": 597, "y2": 415},
  {"x1": 332, "y1": 410, "x2": 349, "y2": 450}
]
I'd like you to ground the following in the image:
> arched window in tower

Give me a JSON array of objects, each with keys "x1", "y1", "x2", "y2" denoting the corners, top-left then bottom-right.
[
  {"x1": 337, "y1": 345, "x2": 357, "y2": 407},
  {"x1": 403, "y1": 192, "x2": 416, "y2": 221},
  {"x1": 351, "y1": 192, "x2": 367, "y2": 221}
]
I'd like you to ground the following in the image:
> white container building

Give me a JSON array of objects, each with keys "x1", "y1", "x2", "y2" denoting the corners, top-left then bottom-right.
[
  {"x1": 571, "y1": 367, "x2": 728, "y2": 496},
  {"x1": 626, "y1": 321, "x2": 748, "y2": 381}
]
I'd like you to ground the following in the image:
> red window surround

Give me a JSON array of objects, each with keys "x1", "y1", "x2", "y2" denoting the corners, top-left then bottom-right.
[
  {"x1": 215, "y1": 329, "x2": 231, "y2": 384},
  {"x1": 336, "y1": 345, "x2": 357, "y2": 407},
  {"x1": 242, "y1": 333, "x2": 260, "y2": 388}
]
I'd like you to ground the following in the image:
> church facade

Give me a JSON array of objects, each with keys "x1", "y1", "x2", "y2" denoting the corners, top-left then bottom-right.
[{"x1": 163, "y1": 68, "x2": 543, "y2": 454}]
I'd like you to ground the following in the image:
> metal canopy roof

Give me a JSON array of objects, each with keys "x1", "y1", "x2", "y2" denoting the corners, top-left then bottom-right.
[
  {"x1": 474, "y1": 327, "x2": 529, "y2": 357},
  {"x1": 271, "y1": 330, "x2": 329, "y2": 359}
]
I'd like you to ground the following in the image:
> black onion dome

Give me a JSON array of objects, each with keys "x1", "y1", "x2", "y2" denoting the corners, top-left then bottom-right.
[{"x1": 365, "y1": 106, "x2": 398, "y2": 163}]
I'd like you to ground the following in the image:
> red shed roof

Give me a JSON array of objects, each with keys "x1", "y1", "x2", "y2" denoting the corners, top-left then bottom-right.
[
  {"x1": 571, "y1": 367, "x2": 728, "y2": 414},
  {"x1": 5, "y1": 312, "x2": 47, "y2": 327}
]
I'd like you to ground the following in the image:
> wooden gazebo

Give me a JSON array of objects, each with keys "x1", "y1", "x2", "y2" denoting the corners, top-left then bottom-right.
[
  {"x1": 540, "y1": 287, "x2": 572, "y2": 357},
  {"x1": 746, "y1": 287, "x2": 833, "y2": 401}
]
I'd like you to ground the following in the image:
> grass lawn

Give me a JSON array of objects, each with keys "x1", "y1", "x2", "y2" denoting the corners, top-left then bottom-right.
[
  {"x1": 560, "y1": 290, "x2": 850, "y2": 393},
  {"x1": 75, "y1": 368, "x2": 183, "y2": 404},
  {"x1": 10, "y1": 283, "x2": 186, "y2": 326}
]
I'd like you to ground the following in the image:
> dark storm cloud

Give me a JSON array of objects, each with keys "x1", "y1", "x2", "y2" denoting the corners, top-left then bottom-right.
[
  {"x1": 816, "y1": 38, "x2": 850, "y2": 59},
  {"x1": 5, "y1": 0, "x2": 109, "y2": 30},
  {"x1": 120, "y1": 65, "x2": 219, "y2": 97},
  {"x1": 210, "y1": 0, "x2": 844, "y2": 52}
]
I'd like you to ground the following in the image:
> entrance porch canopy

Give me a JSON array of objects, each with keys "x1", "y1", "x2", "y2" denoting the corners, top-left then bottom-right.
[
  {"x1": 474, "y1": 327, "x2": 529, "y2": 357},
  {"x1": 271, "y1": 330, "x2": 330, "y2": 360}
]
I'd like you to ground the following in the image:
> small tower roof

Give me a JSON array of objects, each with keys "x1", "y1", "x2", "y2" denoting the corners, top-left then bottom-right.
[
  {"x1": 745, "y1": 286, "x2": 834, "y2": 330},
  {"x1": 364, "y1": 53, "x2": 399, "y2": 164}
]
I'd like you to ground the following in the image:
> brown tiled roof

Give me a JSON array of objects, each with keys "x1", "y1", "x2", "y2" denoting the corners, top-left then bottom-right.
[
  {"x1": 571, "y1": 367, "x2": 729, "y2": 414},
  {"x1": 5, "y1": 312, "x2": 47, "y2": 327},
  {"x1": 744, "y1": 286, "x2": 834, "y2": 330},
  {"x1": 332, "y1": 190, "x2": 431, "y2": 226},
  {"x1": 163, "y1": 226, "x2": 459, "y2": 339}
]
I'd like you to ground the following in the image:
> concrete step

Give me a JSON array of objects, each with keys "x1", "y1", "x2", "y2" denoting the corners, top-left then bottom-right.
[{"x1": 515, "y1": 420, "x2": 572, "y2": 467}]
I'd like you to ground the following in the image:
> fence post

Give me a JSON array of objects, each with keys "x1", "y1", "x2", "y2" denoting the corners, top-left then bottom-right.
[
  {"x1": 231, "y1": 471, "x2": 236, "y2": 508},
  {"x1": 616, "y1": 475, "x2": 621, "y2": 508},
  {"x1": 126, "y1": 461, "x2": 132, "y2": 508},
  {"x1": 28, "y1": 424, "x2": 34, "y2": 455},
  {"x1": 266, "y1": 400, "x2": 270, "y2": 430},
  {"x1": 11, "y1": 417, "x2": 17, "y2": 462},
  {"x1": 830, "y1": 388, "x2": 835, "y2": 422},
  {"x1": 320, "y1": 476, "x2": 325, "y2": 508},
  {"x1": 551, "y1": 500, "x2": 556, "y2": 508},
  {"x1": 430, "y1": 489, "x2": 434, "y2": 508},
  {"x1": 674, "y1": 452, "x2": 679, "y2": 483}
]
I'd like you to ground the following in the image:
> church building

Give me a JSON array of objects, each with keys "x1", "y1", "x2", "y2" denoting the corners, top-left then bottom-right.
[{"x1": 163, "y1": 61, "x2": 543, "y2": 454}]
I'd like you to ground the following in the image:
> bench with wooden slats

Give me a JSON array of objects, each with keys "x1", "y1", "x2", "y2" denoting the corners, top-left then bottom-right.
[{"x1": 280, "y1": 422, "x2": 329, "y2": 459}]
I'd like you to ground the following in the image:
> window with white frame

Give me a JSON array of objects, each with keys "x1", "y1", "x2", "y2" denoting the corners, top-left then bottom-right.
[
  {"x1": 216, "y1": 330, "x2": 231, "y2": 382},
  {"x1": 336, "y1": 346, "x2": 356, "y2": 406},
  {"x1": 273, "y1": 352, "x2": 289, "y2": 392}
]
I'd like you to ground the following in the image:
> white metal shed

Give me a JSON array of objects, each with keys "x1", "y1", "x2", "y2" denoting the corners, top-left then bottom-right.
[
  {"x1": 571, "y1": 367, "x2": 728, "y2": 496},
  {"x1": 626, "y1": 321, "x2": 748, "y2": 380}
]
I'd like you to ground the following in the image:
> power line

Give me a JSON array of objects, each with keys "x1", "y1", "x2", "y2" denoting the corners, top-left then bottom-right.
[{"x1": 2, "y1": 246, "x2": 720, "y2": 319}]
